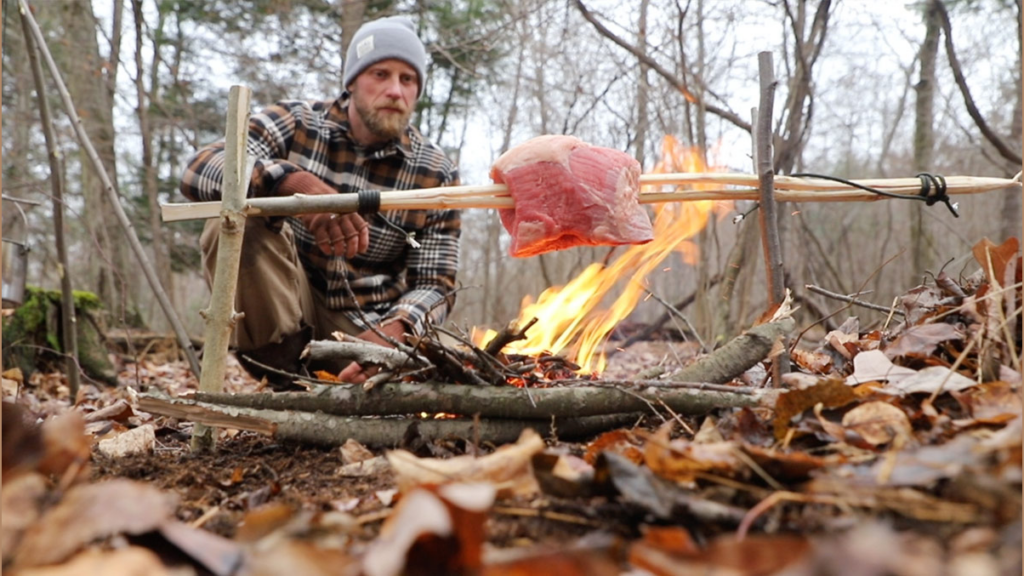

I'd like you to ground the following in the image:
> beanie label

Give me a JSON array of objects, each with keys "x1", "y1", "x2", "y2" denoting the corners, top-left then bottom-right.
[{"x1": 356, "y1": 35, "x2": 375, "y2": 59}]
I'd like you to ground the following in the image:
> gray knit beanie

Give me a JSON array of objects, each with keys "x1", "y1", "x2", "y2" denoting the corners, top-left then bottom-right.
[{"x1": 343, "y1": 16, "x2": 427, "y2": 98}]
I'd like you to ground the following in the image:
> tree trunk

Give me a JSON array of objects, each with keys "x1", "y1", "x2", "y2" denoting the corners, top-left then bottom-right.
[
  {"x1": 59, "y1": 0, "x2": 130, "y2": 315},
  {"x1": 911, "y1": 0, "x2": 940, "y2": 274},
  {"x1": 1001, "y1": 0, "x2": 1023, "y2": 241},
  {"x1": 132, "y1": 0, "x2": 173, "y2": 316},
  {"x1": 635, "y1": 0, "x2": 650, "y2": 167},
  {"x1": 339, "y1": 0, "x2": 367, "y2": 85}
]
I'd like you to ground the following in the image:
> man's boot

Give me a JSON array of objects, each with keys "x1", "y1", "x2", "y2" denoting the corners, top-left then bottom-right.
[{"x1": 235, "y1": 325, "x2": 313, "y2": 391}]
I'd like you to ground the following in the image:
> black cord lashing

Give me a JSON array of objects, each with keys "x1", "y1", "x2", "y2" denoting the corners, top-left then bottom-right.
[
  {"x1": 791, "y1": 172, "x2": 959, "y2": 218},
  {"x1": 357, "y1": 189, "x2": 381, "y2": 214}
]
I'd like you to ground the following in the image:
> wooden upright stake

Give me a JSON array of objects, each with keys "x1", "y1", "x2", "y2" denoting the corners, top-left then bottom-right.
[
  {"x1": 191, "y1": 86, "x2": 252, "y2": 452},
  {"x1": 18, "y1": 0, "x2": 202, "y2": 380},
  {"x1": 21, "y1": 7, "x2": 80, "y2": 399},
  {"x1": 754, "y1": 51, "x2": 790, "y2": 385}
]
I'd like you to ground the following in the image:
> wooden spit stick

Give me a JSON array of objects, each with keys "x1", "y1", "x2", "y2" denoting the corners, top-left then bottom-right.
[{"x1": 161, "y1": 174, "x2": 1020, "y2": 223}]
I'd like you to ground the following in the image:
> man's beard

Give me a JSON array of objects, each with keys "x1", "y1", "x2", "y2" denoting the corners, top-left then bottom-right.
[{"x1": 353, "y1": 97, "x2": 411, "y2": 141}]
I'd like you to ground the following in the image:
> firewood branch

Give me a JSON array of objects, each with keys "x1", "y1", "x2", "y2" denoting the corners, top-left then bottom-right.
[
  {"x1": 303, "y1": 340, "x2": 429, "y2": 371},
  {"x1": 671, "y1": 318, "x2": 795, "y2": 384},
  {"x1": 188, "y1": 380, "x2": 765, "y2": 420},
  {"x1": 138, "y1": 393, "x2": 641, "y2": 447}
]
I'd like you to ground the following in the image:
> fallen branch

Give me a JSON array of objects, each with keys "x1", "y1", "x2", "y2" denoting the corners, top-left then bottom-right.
[
  {"x1": 138, "y1": 394, "x2": 640, "y2": 447},
  {"x1": 805, "y1": 284, "x2": 905, "y2": 317},
  {"x1": 303, "y1": 340, "x2": 429, "y2": 371},
  {"x1": 189, "y1": 380, "x2": 763, "y2": 419},
  {"x1": 671, "y1": 318, "x2": 795, "y2": 384}
]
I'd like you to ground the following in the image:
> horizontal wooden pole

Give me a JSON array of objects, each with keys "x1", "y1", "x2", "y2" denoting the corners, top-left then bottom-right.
[{"x1": 161, "y1": 173, "x2": 1020, "y2": 223}]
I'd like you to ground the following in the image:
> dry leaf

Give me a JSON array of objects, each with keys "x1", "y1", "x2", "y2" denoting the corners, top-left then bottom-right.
[
  {"x1": 885, "y1": 323, "x2": 963, "y2": 359},
  {"x1": 885, "y1": 366, "x2": 977, "y2": 395},
  {"x1": 14, "y1": 479, "x2": 178, "y2": 568},
  {"x1": 532, "y1": 452, "x2": 594, "y2": 497},
  {"x1": 1, "y1": 472, "x2": 48, "y2": 564},
  {"x1": 972, "y1": 237, "x2": 1019, "y2": 287},
  {"x1": 387, "y1": 428, "x2": 544, "y2": 496},
  {"x1": 790, "y1": 348, "x2": 833, "y2": 374},
  {"x1": 2, "y1": 367, "x2": 24, "y2": 383},
  {"x1": 845, "y1": 350, "x2": 916, "y2": 385},
  {"x1": 773, "y1": 379, "x2": 857, "y2": 440},
  {"x1": 638, "y1": 525, "x2": 700, "y2": 555},
  {"x1": 643, "y1": 423, "x2": 741, "y2": 483},
  {"x1": 236, "y1": 503, "x2": 297, "y2": 543},
  {"x1": 2, "y1": 402, "x2": 44, "y2": 479},
  {"x1": 630, "y1": 534, "x2": 809, "y2": 576},
  {"x1": 38, "y1": 411, "x2": 90, "y2": 479},
  {"x1": 97, "y1": 424, "x2": 156, "y2": 459},
  {"x1": 337, "y1": 455, "x2": 390, "y2": 478},
  {"x1": 484, "y1": 547, "x2": 620, "y2": 576},
  {"x1": 362, "y1": 483, "x2": 495, "y2": 576},
  {"x1": 14, "y1": 547, "x2": 169, "y2": 576},
  {"x1": 239, "y1": 539, "x2": 355, "y2": 576},
  {"x1": 340, "y1": 438, "x2": 375, "y2": 464},
  {"x1": 583, "y1": 429, "x2": 643, "y2": 465},
  {"x1": 952, "y1": 381, "x2": 1023, "y2": 422},
  {"x1": 841, "y1": 401, "x2": 913, "y2": 446},
  {"x1": 693, "y1": 416, "x2": 724, "y2": 444},
  {"x1": 158, "y1": 520, "x2": 243, "y2": 576}
]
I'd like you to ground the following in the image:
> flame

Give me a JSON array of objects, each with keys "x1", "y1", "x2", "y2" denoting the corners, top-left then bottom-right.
[{"x1": 478, "y1": 136, "x2": 729, "y2": 374}]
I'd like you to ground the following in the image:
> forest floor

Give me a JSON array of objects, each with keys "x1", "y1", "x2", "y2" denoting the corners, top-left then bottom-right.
[{"x1": 2, "y1": 239, "x2": 1021, "y2": 575}]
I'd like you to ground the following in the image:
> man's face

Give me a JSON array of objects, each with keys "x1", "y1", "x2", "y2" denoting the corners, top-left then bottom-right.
[{"x1": 349, "y1": 59, "x2": 418, "y2": 142}]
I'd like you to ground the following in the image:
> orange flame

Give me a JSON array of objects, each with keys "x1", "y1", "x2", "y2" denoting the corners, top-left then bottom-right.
[{"x1": 478, "y1": 136, "x2": 729, "y2": 374}]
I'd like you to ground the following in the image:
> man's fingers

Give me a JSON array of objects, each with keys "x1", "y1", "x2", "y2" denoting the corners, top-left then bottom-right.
[
  {"x1": 314, "y1": 224, "x2": 334, "y2": 256},
  {"x1": 338, "y1": 361, "x2": 366, "y2": 384},
  {"x1": 358, "y1": 222, "x2": 370, "y2": 254},
  {"x1": 336, "y1": 214, "x2": 369, "y2": 256}
]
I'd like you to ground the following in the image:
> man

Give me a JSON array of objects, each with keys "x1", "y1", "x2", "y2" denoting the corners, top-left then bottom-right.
[{"x1": 180, "y1": 16, "x2": 460, "y2": 388}]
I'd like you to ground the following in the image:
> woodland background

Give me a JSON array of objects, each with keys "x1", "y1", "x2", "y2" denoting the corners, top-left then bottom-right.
[{"x1": 1, "y1": 0, "x2": 1021, "y2": 346}]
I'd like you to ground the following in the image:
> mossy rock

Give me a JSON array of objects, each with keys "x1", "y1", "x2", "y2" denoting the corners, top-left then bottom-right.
[{"x1": 2, "y1": 287, "x2": 118, "y2": 385}]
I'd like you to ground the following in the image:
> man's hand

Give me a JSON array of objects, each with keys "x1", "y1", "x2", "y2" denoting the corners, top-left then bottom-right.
[
  {"x1": 278, "y1": 171, "x2": 370, "y2": 257},
  {"x1": 300, "y1": 212, "x2": 370, "y2": 258},
  {"x1": 338, "y1": 320, "x2": 409, "y2": 384}
]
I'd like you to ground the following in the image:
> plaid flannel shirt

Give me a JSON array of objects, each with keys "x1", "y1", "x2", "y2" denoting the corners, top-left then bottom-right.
[{"x1": 180, "y1": 98, "x2": 461, "y2": 335}]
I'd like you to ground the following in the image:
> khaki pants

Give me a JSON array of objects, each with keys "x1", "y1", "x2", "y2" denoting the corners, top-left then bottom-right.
[{"x1": 200, "y1": 217, "x2": 362, "y2": 353}]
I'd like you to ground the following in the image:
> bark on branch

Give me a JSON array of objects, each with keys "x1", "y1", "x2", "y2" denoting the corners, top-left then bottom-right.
[
  {"x1": 304, "y1": 340, "x2": 429, "y2": 371},
  {"x1": 190, "y1": 380, "x2": 764, "y2": 420},
  {"x1": 671, "y1": 318, "x2": 795, "y2": 384},
  {"x1": 138, "y1": 394, "x2": 642, "y2": 447}
]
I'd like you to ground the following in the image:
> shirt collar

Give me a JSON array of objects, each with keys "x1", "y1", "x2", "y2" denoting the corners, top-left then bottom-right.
[{"x1": 331, "y1": 97, "x2": 413, "y2": 157}]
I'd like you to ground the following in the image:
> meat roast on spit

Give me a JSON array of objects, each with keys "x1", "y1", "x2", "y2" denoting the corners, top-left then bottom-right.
[{"x1": 490, "y1": 135, "x2": 655, "y2": 258}]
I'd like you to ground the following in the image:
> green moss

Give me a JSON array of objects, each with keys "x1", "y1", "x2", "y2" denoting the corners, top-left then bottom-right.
[{"x1": 2, "y1": 286, "x2": 116, "y2": 384}]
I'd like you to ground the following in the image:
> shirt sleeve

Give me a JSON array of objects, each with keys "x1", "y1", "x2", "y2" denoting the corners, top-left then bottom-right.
[
  {"x1": 384, "y1": 176, "x2": 462, "y2": 335},
  {"x1": 179, "y1": 102, "x2": 307, "y2": 202}
]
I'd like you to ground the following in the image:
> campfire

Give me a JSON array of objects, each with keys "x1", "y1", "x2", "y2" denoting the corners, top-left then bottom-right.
[{"x1": 475, "y1": 136, "x2": 731, "y2": 374}]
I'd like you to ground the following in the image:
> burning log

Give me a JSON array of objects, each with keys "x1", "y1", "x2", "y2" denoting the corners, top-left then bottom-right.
[{"x1": 137, "y1": 393, "x2": 641, "y2": 447}]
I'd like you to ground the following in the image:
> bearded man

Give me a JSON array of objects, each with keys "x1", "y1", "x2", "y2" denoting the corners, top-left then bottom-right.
[{"x1": 180, "y1": 16, "x2": 460, "y2": 388}]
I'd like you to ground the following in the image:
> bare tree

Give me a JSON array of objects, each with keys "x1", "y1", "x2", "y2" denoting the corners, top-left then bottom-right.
[{"x1": 911, "y1": 0, "x2": 940, "y2": 274}]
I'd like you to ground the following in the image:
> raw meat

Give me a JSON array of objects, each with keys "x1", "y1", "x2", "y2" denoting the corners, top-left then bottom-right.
[{"x1": 490, "y1": 135, "x2": 654, "y2": 258}]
